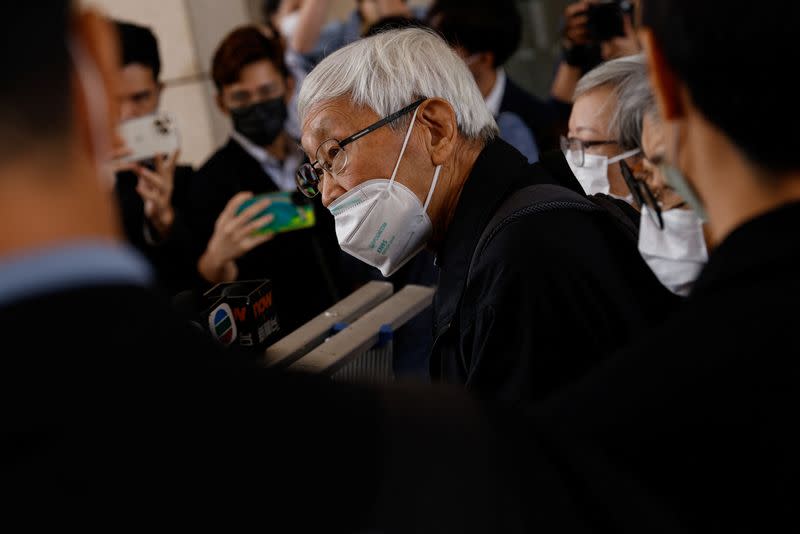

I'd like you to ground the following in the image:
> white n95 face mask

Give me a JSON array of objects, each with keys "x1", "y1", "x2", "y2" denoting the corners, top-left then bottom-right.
[
  {"x1": 566, "y1": 148, "x2": 640, "y2": 196},
  {"x1": 328, "y1": 107, "x2": 441, "y2": 277},
  {"x1": 638, "y1": 205, "x2": 708, "y2": 297}
]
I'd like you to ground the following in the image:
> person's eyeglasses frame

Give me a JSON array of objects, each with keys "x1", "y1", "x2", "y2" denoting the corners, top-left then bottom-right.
[
  {"x1": 560, "y1": 135, "x2": 619, "y2": 168},
  {"x1": 619, "y1": 158, "x2": 664, "y2": 230},
  {"x1": 296, "y1": 98, "x2": 427, "y2": 198}
]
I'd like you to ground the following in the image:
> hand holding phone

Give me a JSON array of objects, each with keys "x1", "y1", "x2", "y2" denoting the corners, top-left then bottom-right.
[{"x1": 199, "y1": 192, "x2": 276, "y2": 284}]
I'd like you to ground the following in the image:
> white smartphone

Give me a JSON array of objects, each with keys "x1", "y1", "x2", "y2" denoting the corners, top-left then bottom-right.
[{"x1": 118, "y1": 112, "x2": 180, "y2": 163}]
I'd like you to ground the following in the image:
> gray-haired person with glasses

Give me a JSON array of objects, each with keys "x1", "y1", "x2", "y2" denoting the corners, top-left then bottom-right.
[
  {"x1": 563, "y1": 55, "x2": 646, "y2": 200},
  {"x1": 296, "y1": 27, "x2": 679, "y2": 404}
]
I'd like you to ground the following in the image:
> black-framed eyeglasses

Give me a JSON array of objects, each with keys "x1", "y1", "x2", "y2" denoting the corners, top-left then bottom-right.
[
  {"x1": 620, "y1": 159, "x2": 663, "y2": 229},
  {"x1": 296, "y1": 98, "x2": 426, "y2": 198},
  {"x1": 560, "y1": 135, "x2": 619, "y2": 167}
]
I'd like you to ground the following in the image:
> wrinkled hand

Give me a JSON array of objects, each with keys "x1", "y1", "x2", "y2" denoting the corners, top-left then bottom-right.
[
  {"x1": 600, "y1": 12, "x2": 641, "y2": 60},
  {"x1": 135, "y1": 150, "x2": 180, "y2": 238},
  {"x1": 198, "y1": 192, "x2": 275, "y2": 284}
]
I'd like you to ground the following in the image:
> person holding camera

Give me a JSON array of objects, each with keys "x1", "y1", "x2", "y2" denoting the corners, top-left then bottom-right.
[
  {"x1": 110, "y1": 21, "x2": 196, "y2": 296},
  {"x1": 551, "y1": 0, "x2": 641, "y2": 107}
]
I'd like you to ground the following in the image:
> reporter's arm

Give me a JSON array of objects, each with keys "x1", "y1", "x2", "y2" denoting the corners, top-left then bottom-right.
[
  {"x1": 197, "y1": 192, "x2": 274, "y2": 284},
  {"x1": 290, "y1": 0, "x2": 331, "y2": 55}
]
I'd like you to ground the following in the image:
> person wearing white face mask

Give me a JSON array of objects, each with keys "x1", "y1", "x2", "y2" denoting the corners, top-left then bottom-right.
[
  {"x1": 297, "y1": 28, "x2": 679, "y2": 404},
  {"x1": 610, "y1": 54, "x2": 709, "y2": 296},
  {"x1": 563, "y1": 55, "x2": 648, "y2": 201},
  {"x1": 633, "y1": 114, "x2": 708, "y2": 296}
]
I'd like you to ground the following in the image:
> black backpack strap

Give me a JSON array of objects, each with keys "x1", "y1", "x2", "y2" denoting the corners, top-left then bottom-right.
[
  {"x1": 431, "y1": 184, "x2": 641, "y2": 376},
  {"x1": 466, "y1": 184, "x2": 602, "y2": 283},
  {"x1": 587, "y1": 193, "x2": 640, "y2": 244}
]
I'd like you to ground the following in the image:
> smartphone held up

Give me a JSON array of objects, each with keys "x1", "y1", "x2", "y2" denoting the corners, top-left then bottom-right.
[{"x1": 117, "y1": 112, "x2": 180, "y2": 163}]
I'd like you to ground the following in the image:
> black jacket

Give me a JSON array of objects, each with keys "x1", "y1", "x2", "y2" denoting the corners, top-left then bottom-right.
[
  {"x1": 520, "y1": 202, "x2": 800, "y2": 532},
  {"x1": 500, "y1": 77, "x2": 571, "y2": 154},
  {"x1": 431, "y1": 139, "x2": 680, "y2": 404},
  {"x1": 185, "y1": 138, "x2": 344, "y2": 334},
  {"x1": 115, "y1": 165, "x2": 196, "y2": 295}
]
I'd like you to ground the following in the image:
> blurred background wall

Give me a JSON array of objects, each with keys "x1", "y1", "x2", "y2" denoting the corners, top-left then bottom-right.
[{"x1": 83, "y1": 0, "x2": 571, "y2": 167}]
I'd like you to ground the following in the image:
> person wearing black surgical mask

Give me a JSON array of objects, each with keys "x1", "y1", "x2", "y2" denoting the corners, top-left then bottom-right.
[{"x1": 184, "y1": 25, "x2": 343, "y2": 336}]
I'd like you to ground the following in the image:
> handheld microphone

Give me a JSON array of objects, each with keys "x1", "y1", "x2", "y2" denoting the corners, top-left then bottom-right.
[{"x1": 203, "y1": 279, "x2": 280, "y2": 348}]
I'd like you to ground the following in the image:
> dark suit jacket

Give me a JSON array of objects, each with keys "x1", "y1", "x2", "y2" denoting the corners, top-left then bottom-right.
[
  {"x1": 115, "y1": 165, "x2": 196, "y2": 295},
  {"x1": 185, "y1": 138, "x2": 344, "y2": 335},
  {"x1": 431, "y1": 139, "x2": 681, "y2": 404},
  {"x1": 500, "y1": 77, "x2": 571, "y2": 154},
  {"x1": 517, "y1": 201, "x2": 800, "y2": 532}
]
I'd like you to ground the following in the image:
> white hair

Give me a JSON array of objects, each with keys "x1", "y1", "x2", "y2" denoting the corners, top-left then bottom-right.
[
  {"x1": 297, "y1": 27, "x2": 498, "y2": 142},
  {"x1": 574, "y1": 54, "x2": 650, "y2": 151}
]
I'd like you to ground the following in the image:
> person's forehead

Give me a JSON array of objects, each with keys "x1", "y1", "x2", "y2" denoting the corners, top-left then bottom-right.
[
  {"x1": 225, "y1": 60, "x2": 283, "y2": 91},
  {"x1": 570, "y1": 87, "x2": 615, "y2": 136},
  {"x1": 118, "y1": 63, "x2": 157, "y2": 91},
  {"x1": 300, "y1": 99, "x2": 378, "y2": 154}
]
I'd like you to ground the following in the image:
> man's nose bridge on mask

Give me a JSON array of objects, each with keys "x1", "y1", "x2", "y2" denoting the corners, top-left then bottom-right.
[{"x1": 321, "y1": 168, "x2": 344, "y2": 206}]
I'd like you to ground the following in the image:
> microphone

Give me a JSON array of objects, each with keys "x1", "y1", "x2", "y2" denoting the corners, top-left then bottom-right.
[{"x1": 203, "y1": 279, "x2": 280, "y2": 348}]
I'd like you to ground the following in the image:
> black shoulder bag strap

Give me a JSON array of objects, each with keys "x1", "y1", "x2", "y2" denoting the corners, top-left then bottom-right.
[{"x1": 432, "y1": 184, "x2": 640, "y2": 375}]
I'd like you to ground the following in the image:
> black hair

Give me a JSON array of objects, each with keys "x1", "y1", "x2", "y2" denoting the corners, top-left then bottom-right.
[
  {"x1": 427, "y1": 0, "x2": 521, "y2": 67},
  {"x1": 0, "y1": 3, "x2": 72, "y2": 160},
  {"x1": 262, "y1": 0, "x2": 282, "y2": 23},
  {"x1": 212, "y1": 26, "x2": 289, "y2": 91},
  {"x1": 115, "y1": 20, "x2": 161, "y2": 81},
  {"x1": 642, "y1": 0, "x2": 798, "y2": 173}
]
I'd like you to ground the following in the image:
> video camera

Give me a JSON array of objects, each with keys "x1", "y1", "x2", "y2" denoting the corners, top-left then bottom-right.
[{"x1": 586, "y1": 0, "x2": 634, "y2": 42}]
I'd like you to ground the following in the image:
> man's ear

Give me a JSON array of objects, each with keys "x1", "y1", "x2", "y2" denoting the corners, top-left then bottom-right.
[
  {"x1": 72, "y1": 10, "x2": 120, "y2": 152},
  {"x1": 640, "y1": 28, "x2": 685, "y2": 121},
  {"x1": 216, "y1": 92, "x2": 229, "y2": 116},
  {"x1": 416, "y1": 98, "x2": 459, "y2": 166}
]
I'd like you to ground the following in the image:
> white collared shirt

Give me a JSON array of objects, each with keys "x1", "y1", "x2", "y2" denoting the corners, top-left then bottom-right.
[
  {"x1": 484, "y1": 68, "x2": 507, "y2": 117},
  {"x1": 231, "y1": 130, "x2": 304, "y2": 192}
]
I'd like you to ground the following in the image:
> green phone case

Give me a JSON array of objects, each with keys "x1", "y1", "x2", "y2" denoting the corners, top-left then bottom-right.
[{"x1": 235, "y1": 192, "x2": 316, "y2": 235}]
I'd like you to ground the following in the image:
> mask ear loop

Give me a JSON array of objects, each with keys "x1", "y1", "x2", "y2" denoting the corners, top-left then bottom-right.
[
  {"x1": 387, "y1": 105, "x2": 422, "y2": 191},
  {"x1": 608, "y1": 148, "x2": 641, "y2": 164},
  {"x1": 661, "y1": 122, "x2": 709, "y2": 222},
  {"x1": 422, "y1": 165, "x2": 442, "y2": 212}
]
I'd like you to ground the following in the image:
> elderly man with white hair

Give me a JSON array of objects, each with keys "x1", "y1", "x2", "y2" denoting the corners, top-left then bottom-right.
[{"x1": 295, "y1": 28, "x2": 676, "y2": 403}]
